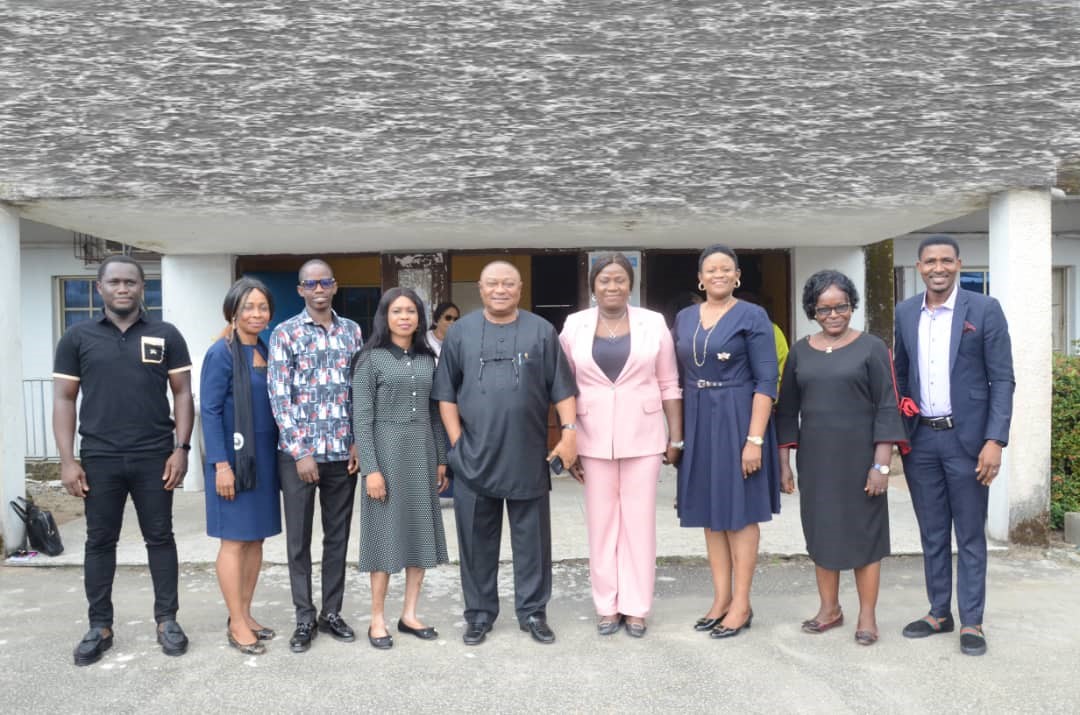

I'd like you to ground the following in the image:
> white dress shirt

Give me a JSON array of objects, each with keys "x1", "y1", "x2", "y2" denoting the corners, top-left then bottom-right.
[{"x1": 917, "y1": 284, "x2": 958, "y2": 417}]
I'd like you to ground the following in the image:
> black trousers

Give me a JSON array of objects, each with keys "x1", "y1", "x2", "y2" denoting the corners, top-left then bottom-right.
[
  {"x1": 278, "y1": 454, "x2": 357, "y2": 624},
  {"x1": 453, "y1": 477, "x2": 552, "y2": 626},
  {"x1": 81, "y1": 452, "x2": 177, "y2": 628}
]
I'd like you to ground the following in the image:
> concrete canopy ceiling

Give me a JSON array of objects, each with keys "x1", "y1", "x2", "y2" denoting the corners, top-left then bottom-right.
[{"x1": 2, "y1": 1, "x2": 1079, "y2": 253}]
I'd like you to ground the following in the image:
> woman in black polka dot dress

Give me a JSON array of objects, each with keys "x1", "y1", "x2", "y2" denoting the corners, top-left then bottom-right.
[{"x1": 351, "y1": 288, "x2": 449, "y2": 649}]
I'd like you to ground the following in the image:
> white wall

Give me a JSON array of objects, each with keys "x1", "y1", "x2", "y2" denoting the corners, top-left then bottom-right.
[{"x1": 789, "y1": 246, "x2": 867, "y2": 341}]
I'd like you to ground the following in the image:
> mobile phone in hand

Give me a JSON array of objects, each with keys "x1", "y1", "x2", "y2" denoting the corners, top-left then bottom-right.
[{"x1": 549, "y1": 455, "x2": 565, "y2": 474}]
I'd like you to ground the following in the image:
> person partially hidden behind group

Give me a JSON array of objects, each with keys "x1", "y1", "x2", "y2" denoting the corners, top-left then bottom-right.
[
  {"x1": 776, "y1": 270, "x2": 907, "y2": 647},
  {"x1": 200, "y1": 277, "x2": 282, "y2": 655},
  {"x1": 559, "y1": 253, "x2": 682, "y2": 638},
  {"x1": 673, "y1": 244, "x2": 781, "y2": 640},
  {"x1": 425, "y1": 301, "x2": 460, "y2": 360},
  {"x1": 351, "y1": 288, "x2": 450, "y2": 650}
]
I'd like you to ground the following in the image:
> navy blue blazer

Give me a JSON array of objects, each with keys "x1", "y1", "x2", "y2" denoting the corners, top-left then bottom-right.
[{"x1": 893, "y1": 288, "x2": 1015, "y2": 459}]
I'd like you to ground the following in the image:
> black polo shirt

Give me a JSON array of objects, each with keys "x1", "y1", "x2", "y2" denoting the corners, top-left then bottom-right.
[{"x1": 53, "y1": 311, "x2": 192, "y2": 457}]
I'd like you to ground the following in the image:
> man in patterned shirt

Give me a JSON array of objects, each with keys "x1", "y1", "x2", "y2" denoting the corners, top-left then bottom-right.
[{"x1": 269, "y1": 259, "x2": 363, "y2": 653}]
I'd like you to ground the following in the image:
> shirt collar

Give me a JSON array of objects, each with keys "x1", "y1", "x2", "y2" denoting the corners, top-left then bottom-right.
[
  {"x1": 385, "y1": 344, "x2": 411, "y2": 359},
  {"x1": 301, "y1": 307, "x2": 341, "y2": 327},
  {"x1": 921, "y1": 283, "x2": 959, "y2": 313},
  {"x1": 97, "y1": 309, "x2": 147, "y2": 325}
]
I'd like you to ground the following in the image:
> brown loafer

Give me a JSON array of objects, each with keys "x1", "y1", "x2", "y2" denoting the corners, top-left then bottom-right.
[{"x1": 801, "y1": 611, "x2": 844, "y2": 634}]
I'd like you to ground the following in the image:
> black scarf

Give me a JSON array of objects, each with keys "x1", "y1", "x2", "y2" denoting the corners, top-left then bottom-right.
[{"x1": 229, "y1": 333, "x2": 261, "y2": 492}]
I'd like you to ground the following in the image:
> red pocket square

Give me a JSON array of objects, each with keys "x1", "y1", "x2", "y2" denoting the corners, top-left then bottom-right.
[{"x1": 963, "y1": 320, "x2": 976, "y2": 334}]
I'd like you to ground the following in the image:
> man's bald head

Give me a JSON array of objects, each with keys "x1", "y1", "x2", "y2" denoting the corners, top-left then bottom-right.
[{"x1": 478, "y1": 260, "x2": 523, "y2": 321}]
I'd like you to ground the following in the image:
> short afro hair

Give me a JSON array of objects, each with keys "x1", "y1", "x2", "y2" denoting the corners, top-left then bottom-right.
[{"x1": 801, "y1": 270, "x2": 859, "y2": 320}]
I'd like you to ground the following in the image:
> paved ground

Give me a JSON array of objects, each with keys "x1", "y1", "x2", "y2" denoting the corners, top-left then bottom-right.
[{"x1": 3, "y1": 467, "x2": 1076, "y2": 713}]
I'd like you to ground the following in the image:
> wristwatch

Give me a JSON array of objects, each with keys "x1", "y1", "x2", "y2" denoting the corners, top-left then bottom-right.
[
  {"x1": 745, "y1": 435, "x2": 764, "y2": 447},
  {"x1": 561, "y1": 423, "x2": 577, "y2": 431},
  {"x1": 177, "y1": 443, "x2": 192, "y2": 452},
  {"x1": 872, "y1": 463, "x2": 890, "y2": 475},
  {"x1": 669, "y1": 440, "x2": 685, "y2": 450}
]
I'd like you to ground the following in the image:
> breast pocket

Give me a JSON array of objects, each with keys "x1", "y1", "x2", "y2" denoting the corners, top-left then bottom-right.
[{"x1": 141, "y1": 336, "x2": 165, "y2": 364}]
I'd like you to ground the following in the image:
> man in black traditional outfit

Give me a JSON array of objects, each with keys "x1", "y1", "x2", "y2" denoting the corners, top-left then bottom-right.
[{"x1": 433, "y1": 260, "x2": 578, "y2": 645}]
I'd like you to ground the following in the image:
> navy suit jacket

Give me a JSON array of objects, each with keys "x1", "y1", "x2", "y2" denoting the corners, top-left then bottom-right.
[{"x1": 893, "y1": 288, "x2": 1015, "y2": 459}]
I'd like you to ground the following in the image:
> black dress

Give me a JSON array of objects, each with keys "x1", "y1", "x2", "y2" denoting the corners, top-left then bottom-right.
[{"x1": 775, "y1": 334, "x2": 907, "y2": 570}]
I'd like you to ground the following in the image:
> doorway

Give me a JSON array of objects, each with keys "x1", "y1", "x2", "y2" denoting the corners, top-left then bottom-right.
[{"x1": 531, "y1": 253, "x2": 580, "y2": 333}]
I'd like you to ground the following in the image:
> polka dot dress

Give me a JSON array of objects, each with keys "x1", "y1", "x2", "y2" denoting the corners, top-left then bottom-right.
[{"x1": 352, "y1": 347, "x2": 449, "y2": 573}]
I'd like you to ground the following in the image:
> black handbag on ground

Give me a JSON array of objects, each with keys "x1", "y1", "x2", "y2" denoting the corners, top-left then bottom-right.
[{"x1": 10, "y1": 496, "x2": 64, "y2": 556}]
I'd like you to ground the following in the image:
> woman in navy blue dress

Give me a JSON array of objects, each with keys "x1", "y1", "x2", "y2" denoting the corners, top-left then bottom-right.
[
  {"x1": 200, "y1": 277, "x2": 282, "y2": 655},
  {"x1": 674, "y1": 245, "x2": 780, "y2": 639}
]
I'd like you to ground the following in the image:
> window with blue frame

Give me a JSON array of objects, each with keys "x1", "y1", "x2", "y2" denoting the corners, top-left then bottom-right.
[{"x1": 59, "y1": 276, "x2": 163, "y2": 331}]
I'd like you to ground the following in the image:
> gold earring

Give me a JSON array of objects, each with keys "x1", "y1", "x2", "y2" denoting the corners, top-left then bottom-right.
[{"x1": 697, "y1": 282, "x2": 705, "y2": 291}]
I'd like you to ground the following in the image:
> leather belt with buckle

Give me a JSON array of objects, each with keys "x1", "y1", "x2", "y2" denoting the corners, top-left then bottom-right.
[{"x1": 919, "y1": 416, "x2": 954, "y2": 430}]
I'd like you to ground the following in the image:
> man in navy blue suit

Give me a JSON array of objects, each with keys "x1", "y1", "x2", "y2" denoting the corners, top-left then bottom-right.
[{"x1": 893, "y1": 234, "x2": 1015, "y2": 657}]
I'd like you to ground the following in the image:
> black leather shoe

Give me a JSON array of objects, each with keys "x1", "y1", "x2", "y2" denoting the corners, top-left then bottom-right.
[
  {"x1": 960, "y1": 626, "x2": 987, "y2": 656},
  {"x1": 520, "y1": 615, "x2": 556, "y2": 644},
  {"x1": 624, "y1": 620, "x2": 647, "y2": 638},
  {"x1": 463, "y1": 621, "x2": 492, "y2": 646},
  {"x1": 73, "y1": 627, "x2": 113, "y2": 666},
  {"x1": 156, "y1": 620, "x2": 188, "y2": 656},
  {"x1": 902, "y1": 613, "x2": 955, "y2": 639},
  {"x1": 597, "y1": 616, "x2": 623, "y2": 636},
  {"x1": 227, "y1": 629, "x2": 266, "y2": 655},
  {"x1": 368, "y1": 626, "x2": 394, "y2": 650},
  {"x1": 693, "y1": 615, "x2": 725, "y2": 632},
  {"x1": 710, "y1": 610, "x2": 753, "y2": 639},
  {"x1": 289, "y1": 622, "x2": 317, "y2": 653},
  {"x1": 228, "y1": 617, "x2": 275, "y2": 641},
  {"x1": 317, "y1": 613, "x2": 356, "y2": 642},
  {"x1": 397, "y1": 620, "x2": 438, "y2": 640}
]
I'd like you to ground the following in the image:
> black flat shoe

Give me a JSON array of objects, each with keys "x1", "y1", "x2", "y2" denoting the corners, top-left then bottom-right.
[
  {"x1": 693, "y1": 615, "x2": 724, "y2": 632},
  {"x1": 228, "y1": 630, "x2": 266, "y2": 655},
  {"x1": 624, "y1": 620, "x2": 647, "y2": 639},
  {"x1": 710, "y1": 610, "x2": 753, "y2": 639},
  {"x1": 317, "y1": 612, "x2": 356, "y2": 642},
  {"x1": 73, "y1": 627, "x2": 113, "y2": 666},
  {"x1": 520, "y1": 615, "x2": 555, "y2": 644},
  {"x1": 156, "y1": 620, "x2": 189, "y2": 656},
  {"x1": 902, "y1": 613, "x2": 955, "y2": 638},
  {"x1": 960, "y1": 626, "x2": 987, "y2": 656},
  {"x1": 289, "y1": 622, "x2": 317, "y2": 653},
  {"x1": 463, "y1": 622, "x2": 492, "y2": 646},
  {"x1": 597, "y1": 615, "x2": 623, "y2": 636},
  {"x1": 397, "y1": 620, "x2": 438, "y2": 640},
  {"x1": 228, "y1": 617, "x2": 275, "y2": 641},
  {"x1": 368, "y1": 626, "x2": 393, "y2": 650}
]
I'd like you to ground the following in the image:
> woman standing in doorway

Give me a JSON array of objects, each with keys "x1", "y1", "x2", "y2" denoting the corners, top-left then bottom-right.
[
  {"x1": 425, "y1": 302, "x2": 460, "y2": 360},
  {"x1": 673, "y1": 244, "x2": 781, "y2": 639},
  {"x1": 352, "y1": 287, "x2": 449, "y2": 650},
  {"x1": 201, "y1": 277, "x2": 282, "y2": 655}
]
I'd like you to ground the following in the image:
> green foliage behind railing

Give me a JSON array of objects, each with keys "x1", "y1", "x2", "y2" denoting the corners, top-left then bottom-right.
[{"x1": 1052, "y1": 352, "x2": 1080, "y2": 529}]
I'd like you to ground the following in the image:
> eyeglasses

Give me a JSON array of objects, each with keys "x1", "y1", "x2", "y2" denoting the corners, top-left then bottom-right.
[
  {"x1": 443, "y1": 314, "x2": 459, "y2": 322},
  {"x1": 299, "y1": 278, "x2": 336, "y2": 290},
  {"x1": 814, "y1": 303, "x2": 852, "y2": 318}
]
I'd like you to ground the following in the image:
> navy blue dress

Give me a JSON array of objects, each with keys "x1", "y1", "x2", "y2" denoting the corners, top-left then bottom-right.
[
  {"x1": 674, "y1": 302, "x2": 781, "y2": 531},
  {"x1": 200, "y1": 338, "x2": 282, "y2": 541}
]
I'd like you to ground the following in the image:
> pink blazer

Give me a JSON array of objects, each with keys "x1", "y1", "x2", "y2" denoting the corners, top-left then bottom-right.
[{"x1": 559, "y1": 306, "x2": 682, "y2": 460}]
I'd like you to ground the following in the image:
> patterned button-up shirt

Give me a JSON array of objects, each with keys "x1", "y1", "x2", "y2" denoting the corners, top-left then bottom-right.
[{"x1": 268, "y1": 309, "x2": 364, "y2": 462}]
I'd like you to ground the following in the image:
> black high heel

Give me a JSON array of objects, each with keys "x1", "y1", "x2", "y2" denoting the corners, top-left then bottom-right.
[
  {"x1": 693, "y1": 612, "x2": 728, "y2": 632},
  {"x1": 710, "y1": 609, "x2": 754, "y2": 639}
]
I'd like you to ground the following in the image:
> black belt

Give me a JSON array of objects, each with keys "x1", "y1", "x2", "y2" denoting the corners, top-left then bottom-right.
[{"x1": 919, "y1": 415, "x2": 954, "y2": 430}]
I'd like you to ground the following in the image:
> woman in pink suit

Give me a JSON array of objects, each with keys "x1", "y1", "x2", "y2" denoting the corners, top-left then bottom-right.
[{"x1": 560, "y1": 253, "x2": 683, "y2": 638}]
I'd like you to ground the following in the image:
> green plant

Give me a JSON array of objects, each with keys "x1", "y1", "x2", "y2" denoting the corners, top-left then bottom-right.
[{"x1": 1051, "y1": 352, "x2": 1080, "y2": 528}]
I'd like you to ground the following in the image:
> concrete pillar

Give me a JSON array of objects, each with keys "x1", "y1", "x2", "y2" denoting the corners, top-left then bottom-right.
[
  {"x1": 863, "y1": 239, "x2": 895, "y2": 344},
  {"x1": 987, "y1": 188, "x2": 1053, "y2": 544},
  {"x1": 161, "y1": 255, "x2": 235, "y2": 492},
  {"x1": 790, "y1": 246, "x2": 866, "y2": 340},
  {"x1": 0, "y1": 206, "x2": 27, "y2": 554}
]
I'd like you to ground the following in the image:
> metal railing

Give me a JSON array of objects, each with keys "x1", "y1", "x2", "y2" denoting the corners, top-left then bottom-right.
[{"x1": 22, "y1": 379, "x2": 68, "y2": 460}]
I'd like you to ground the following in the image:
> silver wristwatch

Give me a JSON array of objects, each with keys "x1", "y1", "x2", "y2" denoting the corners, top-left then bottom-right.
[{"x1": 872, "y1": 463, "x2": 891, "y2": 475}]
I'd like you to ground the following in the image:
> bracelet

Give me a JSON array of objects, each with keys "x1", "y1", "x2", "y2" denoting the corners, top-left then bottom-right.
[
  {"x1": 669, "y1": 440, "x2": 685, "y2": 449},
  {"x1": 746, "y1": 435, "x2": 764, "y2": 446}
]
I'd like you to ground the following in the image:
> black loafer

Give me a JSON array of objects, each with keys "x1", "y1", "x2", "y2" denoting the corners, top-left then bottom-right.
[
  {"x1": 597, "y1": 616, "x2": 623, "y2": 636},
  {"x1": 368, "y1": 626, "x2": 394, "y2": 650},
  {"x1": 520, "y1": 615, "x2": 555, "y2": 644},
  {"x1": 317, "y1": 613, "x2": 356, "y2": 642},
  {"x1": 397, "y1": 620, "x2": 438, "y2": 640},
  {"x1": 902, "y1": 613, "x2": 955, "y2": 639},
  {"x1": 625, "y1": 620, "x2": 647, "y2": 638},
  {"x1": 960, "y1": 626, "x2": 987, "y2": 656},
  {"x1": 710, "y1": 610, "x2": 753, "y2": 639},
  {"x1": 289, "y1": 622, "x2": 317, "y2": 653},
  {"x1": 74, "y1": 627, "x2": 113, "y2": 666},
  {"x1": 156, "y1": 620, "x2": 188, "y2": 656},
  {"x1": 463, "y1": 621, "x2": 492, "y2": 646}
]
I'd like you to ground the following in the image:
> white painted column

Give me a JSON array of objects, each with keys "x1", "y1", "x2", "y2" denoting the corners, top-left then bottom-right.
[
  {"x1": 0, "y1": 206, "x2": 27, "y2": 554},
  {"x1": 789, "y1": 246, "x2": 867, "y2": 340},
  {"x1": 987, "y1": 189, "x2": 1053, "y2": 542},
  {"x1": 161, "y1": 255, "x2": 235, "y2": 492}
]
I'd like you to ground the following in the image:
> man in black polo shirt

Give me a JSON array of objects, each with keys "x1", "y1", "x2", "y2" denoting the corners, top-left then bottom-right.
[{"x1": 53, "y1": 255, "x2": 195, "y2": 666}]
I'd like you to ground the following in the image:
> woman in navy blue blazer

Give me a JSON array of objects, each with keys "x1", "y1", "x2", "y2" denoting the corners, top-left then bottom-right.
[{"x1": 200, "y1": 277, "x2": 282, "y2": 655}]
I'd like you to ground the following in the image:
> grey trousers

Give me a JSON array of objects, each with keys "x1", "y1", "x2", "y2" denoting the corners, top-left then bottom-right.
[
  {"x1": 278, "y1": 453, "x2": 357, "y2": 624},
  {"x1": 453, "y1": 477, "x2": 552, "y2": 626}
]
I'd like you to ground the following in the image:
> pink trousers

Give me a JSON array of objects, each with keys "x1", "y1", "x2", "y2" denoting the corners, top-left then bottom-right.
[{"x1": 581, "y1": 454, "x2": 663, "y2": 618}]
